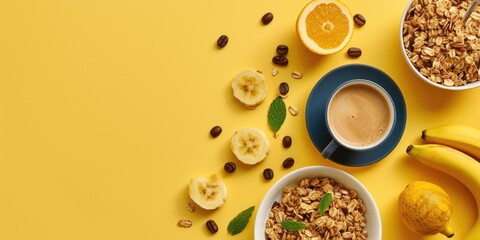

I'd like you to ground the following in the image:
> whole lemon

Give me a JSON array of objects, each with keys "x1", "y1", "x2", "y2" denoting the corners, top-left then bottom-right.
[{"x1": 398, "y1": 181, "x2": 454, "y2": 238}]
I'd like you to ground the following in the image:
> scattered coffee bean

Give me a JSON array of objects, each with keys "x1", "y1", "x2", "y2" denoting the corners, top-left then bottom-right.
[
  {"x1": 347, "y1": 47, "x2": 362, "y2": 58},
  {"x1": 291, "y1": 71, "x2": 303, "y2": 79},
  {"x1": 263, "y1": 168, "x2": 274, "y2": 180},
  {"x1": 224, "y1": 162, "x2": 236, "y2": 173},
  {"x1": 288, "y1": 106, "x2": 299, "y2": 116},
  {"x1": 278, "y1": 82, "x2": 289, "y2": 97},
  {"x1": 353, "y1": 14, "x2": 366, "y2": 26},
  {"x1": 272, "y1": 55, "x2": 289, "y2": 66},
  {"x1": 282, "y1": 136, "x2": 292, "y2": 148},
  {"x1": 276, "y1": 44, "x2": 289, "y2": 55},
  {"x1": 282, "y1": 157, "x2": 295, "y2": 169},
  {"x1": 216, "y1": 35, "x2": 229, "y2": 48},
  {"x1": 206, "y1": 220, "x2": 219, "y2": 234},
  {"x1": 261, "y1": 12, "x2": 274, "y2": 25},
  {"x1": 271, "y1": 67, "x2": 279, "y2": 76},
  {"x1": 210, "y1": 125, "x2": 222, "y2": 138}
]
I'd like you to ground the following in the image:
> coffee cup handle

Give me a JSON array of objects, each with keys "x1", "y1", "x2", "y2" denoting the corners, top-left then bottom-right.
[{"x1": 322, "y1": 139, "x2": 339, "y2": 159}]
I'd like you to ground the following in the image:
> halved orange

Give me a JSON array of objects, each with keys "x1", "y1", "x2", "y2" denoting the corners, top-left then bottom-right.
[{"x1": 296, "y1": 0, "x2": 353, "y2": 55}]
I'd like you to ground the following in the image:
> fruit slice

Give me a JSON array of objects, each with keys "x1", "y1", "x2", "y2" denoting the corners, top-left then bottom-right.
[
  {"x1": 296, "y1": 0, "x2": 353, "y2": 55},
  {"x1": 188, "y1": 174, "x2": 227, "y2": 210},
  {"x1": 231, "y1": 70, "x2": 267, "y2": 109},
  {"x1": 231, "y1": 128, "x2": 270, "y2": 165}
]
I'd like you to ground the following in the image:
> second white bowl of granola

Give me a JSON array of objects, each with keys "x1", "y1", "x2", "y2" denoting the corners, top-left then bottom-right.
[
  {"x1": 400, "y1": 0, "x2": 480, "y2": 90},
  {"x1": 254, "y1": 166, "x2": 381, "y2": 240}
]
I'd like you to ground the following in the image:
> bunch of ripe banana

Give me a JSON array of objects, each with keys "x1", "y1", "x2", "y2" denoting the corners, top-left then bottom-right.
[{"x1": 407, "y1": 124, "x2": 480, "y2": 239}]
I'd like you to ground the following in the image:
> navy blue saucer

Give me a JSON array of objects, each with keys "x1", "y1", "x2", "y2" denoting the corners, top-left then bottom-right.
[{"x1": 305, "y1": 64, "x2": 407, "y2": 166}]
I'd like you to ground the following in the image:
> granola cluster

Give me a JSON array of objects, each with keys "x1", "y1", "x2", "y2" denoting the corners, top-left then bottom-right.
[
  {"x1": 402, "y1": 0, "x2": 480, "y2": 86},
  {"x1": 265, "y1": 177, "x2": 368, "y2": 240}
]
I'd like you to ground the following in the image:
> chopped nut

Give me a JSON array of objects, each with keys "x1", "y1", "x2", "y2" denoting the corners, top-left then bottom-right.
[
  {"x1": 444, "y1": 79, "x2": 455, "y2": 86},
  {"x1": 288, "y1": 106, "x2": 299, "y2": 116},
  {"x1": 178, "y1": 219, "x2": 193, "y2": 228},
  {"x1": 186, "y1": 202, "x2": 196, "y2": 212},
  {"x1": 271, "y1": 68, "x2": 278, "y2": 76},
  {"x1": 291, "y1": 71, "x2": 303, "y2": 79}
]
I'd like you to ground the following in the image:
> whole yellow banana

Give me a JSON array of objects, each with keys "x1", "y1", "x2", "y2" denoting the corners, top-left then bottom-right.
[
  {"x1": 407, "y1": 144, "x2": 480, "y2": 240},
  {"x1": 422, "y1": 124, "x2": 480, "y2": 160}
]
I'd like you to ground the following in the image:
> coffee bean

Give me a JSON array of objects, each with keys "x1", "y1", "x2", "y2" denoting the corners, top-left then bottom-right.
[
  {"x1": 216, "y1": 35, "x2": 228, "y2": 48},
  {"x1": 282, "y1": 157, "x2": 295, "y2": 169},
  {"x1": 224, "y1": 162, "x2": 236, "y2": 173},
  {"x1": 272, "y1": 55, "x2": 288, "y2": 66},
  {"x1": 282, "y1": 136, "x2": 292, "y2": 148},
  {"x1": 210, "y1": 126, "x2": 222, "y2": 138},
  {"x1": 206, "y1": 220, "x2": 218, "y2": 234},
  {"x1": 278, "y1": 82, "x2": 289, "y2": 96},
  {"x1": 347, "y1": 47, "x2": 362, "y2": 58},
  {"x1": 353, "y1": 14, "x2": 366, "y2": 26},
  {"x1": 276, "y1": 44, "x2": 289, "y2": 55},
  {"x1": 261, "y1": 12, "x2": 274, "y2": 25},
  {"x1": 263, "y1": 168, "x2": 274, "y2": 180}
]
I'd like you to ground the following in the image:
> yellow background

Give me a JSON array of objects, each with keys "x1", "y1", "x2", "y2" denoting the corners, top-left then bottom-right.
[{"x1": 0, "y1": 0, "x2": 479, "y2": 239}]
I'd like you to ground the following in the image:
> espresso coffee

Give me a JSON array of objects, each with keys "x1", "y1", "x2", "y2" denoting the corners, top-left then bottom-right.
[{"x1": 328, "y1": 83, "x2": 391, "y2": 147}]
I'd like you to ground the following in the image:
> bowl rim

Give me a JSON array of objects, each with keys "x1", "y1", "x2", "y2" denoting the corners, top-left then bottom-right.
[
  {"x1": 253, "y1": 166, "x2": 382, "y2": 240},
  {"x1": 399, "y1": 0, "x2": 480, "y2": 90}
]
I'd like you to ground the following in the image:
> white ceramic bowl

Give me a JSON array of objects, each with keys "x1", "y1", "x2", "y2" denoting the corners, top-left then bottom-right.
[
  {"x1": 400, "y1": 0, "x2": 480, "y2": 90},
  {"x1": 254, "y1": 166, "x2": 382, "y2": 240}
]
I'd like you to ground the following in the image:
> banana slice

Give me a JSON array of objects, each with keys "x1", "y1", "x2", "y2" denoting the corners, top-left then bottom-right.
[
  {"x1": 188, "y1": 174, "x2": 227, "y2": 210},
  {"x1": 231, "y1": 128, "x2": 270, "y2": 165},
  {"x1": 231, "y1": 70, "x2": 267, "y2": 109}
]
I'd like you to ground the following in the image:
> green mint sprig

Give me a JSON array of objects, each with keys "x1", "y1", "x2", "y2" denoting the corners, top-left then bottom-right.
[
  {"x1": 318, "y1": 192, "x2": 333, "y2": 215},
  {"x1": 268, "y1": 97, "x2": 286, "y2": 137},
  {"x1": 281, "y1": 219, "x2": 307, "y2": 231},
  {"x1": 227, "y1": 206, "x2": 255, "y2": 235}
]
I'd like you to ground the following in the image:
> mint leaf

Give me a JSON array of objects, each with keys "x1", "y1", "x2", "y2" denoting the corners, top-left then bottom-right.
[
  {"x1": 227, "y1": 206, "x2": 255, "y2": 235},
  {"x1": 318, "y1": 193, "x2": 333, "y2": 215},
  {"x1": 281, "y1": 219, "x2": 307, "y2": 231},
  {"x1": 268, "y1": 97, "x2": 286, "y2": 136}
]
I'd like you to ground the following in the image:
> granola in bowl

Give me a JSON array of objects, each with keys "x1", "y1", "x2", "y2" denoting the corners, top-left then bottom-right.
[
  {"x1": 400, "y1": 0, "x2": 480, "y2": 90},
  {"x1": 266, "y1": 177, "x2": 368, "y2": 240},
  {"x1": 254, "y1": 166, "x2": 381, "y2": 240}
]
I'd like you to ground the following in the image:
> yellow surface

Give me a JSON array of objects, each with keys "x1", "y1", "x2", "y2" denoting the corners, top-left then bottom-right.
[{"x1": 0, "y1": 0, "x2": 479, "y2": 239}]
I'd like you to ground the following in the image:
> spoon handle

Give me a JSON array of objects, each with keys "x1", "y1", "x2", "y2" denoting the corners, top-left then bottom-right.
[{"x1": 464, "y1": 0, "x2": 480, "y2": 23}]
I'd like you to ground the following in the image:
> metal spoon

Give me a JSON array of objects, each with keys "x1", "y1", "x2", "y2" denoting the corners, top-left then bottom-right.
[{"x1": 464, "y1": 0, "x2": 480, "y2": 23}]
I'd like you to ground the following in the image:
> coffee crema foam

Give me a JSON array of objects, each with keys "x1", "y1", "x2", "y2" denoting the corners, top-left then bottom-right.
[{"x1": 328, "y1": 84, "x2": 391, "y2": 147}]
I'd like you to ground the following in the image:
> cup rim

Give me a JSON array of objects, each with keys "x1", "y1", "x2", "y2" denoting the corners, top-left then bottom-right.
[{"x1": 324, "y1": 79, "x2": 396, "y2": 151}]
